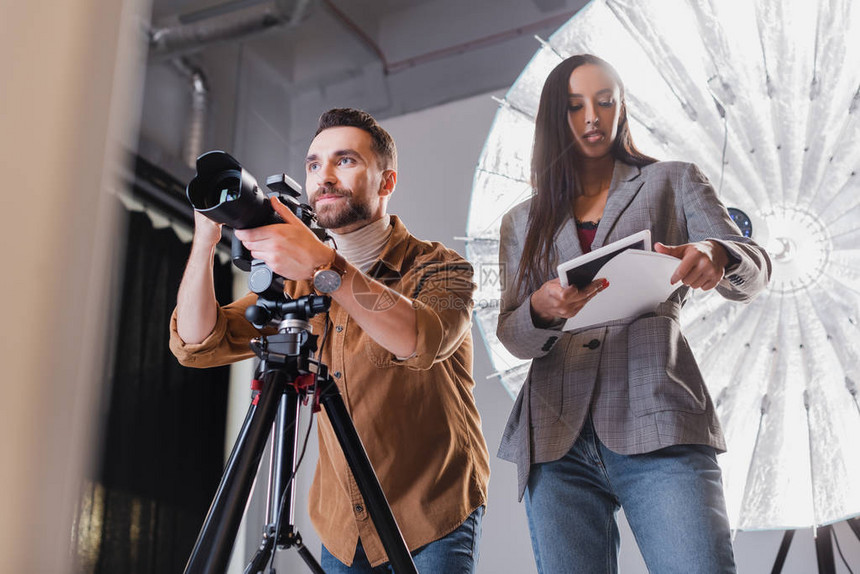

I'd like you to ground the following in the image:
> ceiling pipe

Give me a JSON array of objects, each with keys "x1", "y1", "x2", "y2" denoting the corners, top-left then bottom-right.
[
  {"x1": 149, "y1": 0, "x2": 314, "y2": 60},
  {"x1": 170, "y1": 58, "x2": 210, "y2": 168}
]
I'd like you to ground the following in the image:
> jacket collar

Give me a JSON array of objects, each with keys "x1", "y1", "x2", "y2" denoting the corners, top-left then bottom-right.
[
  {"x1": 553, "y1": 160, "x2": 644, "y2": 265},
  {"x1": 368, "y1": 214, "x2": 411, "y2": 275}
]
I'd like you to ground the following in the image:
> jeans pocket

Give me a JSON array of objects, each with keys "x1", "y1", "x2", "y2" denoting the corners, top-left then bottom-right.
[{"x1": 628, "y1": 315, "x2": 708, "y2": 416}]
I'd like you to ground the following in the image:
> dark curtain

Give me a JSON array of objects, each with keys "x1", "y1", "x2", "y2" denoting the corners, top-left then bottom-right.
[{"x1": 75, "y1": 209, "x2": 234, "y2": 573}]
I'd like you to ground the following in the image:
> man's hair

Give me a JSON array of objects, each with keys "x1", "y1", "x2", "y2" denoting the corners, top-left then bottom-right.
[{"x1": 315, "y1": 108, "x2": 398, "y2": 170}]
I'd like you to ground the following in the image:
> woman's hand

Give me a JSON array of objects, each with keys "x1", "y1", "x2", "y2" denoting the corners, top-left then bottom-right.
[
  {"x1": 529, "y1": 277, "x2": 609, "y2": 328},
  {"x1": 654, "y1": 240, "x2": 729, "y2": 291}
]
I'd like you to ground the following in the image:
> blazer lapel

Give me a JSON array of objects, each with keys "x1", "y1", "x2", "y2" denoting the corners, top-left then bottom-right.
[{"x1": 592, "y1": 161, "x2": 644, "y2": 249}]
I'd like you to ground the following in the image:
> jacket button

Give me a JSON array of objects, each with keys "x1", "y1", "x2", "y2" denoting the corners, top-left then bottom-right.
[
  {"x1": 335, "y1": 325, "x2": 344, "y2": 333},
  {"x1": 583, "y1": 339, "x2": 601, "y2": 350},
  {"x1": 541, "y1": 336, "x2": 558, "y2": 352},
  {"x1": 334, "y1": 371, "x2": 342, "y2": 378},
  {"x1": 354, "y1": 504, "x2": 364, "y2": 513}
]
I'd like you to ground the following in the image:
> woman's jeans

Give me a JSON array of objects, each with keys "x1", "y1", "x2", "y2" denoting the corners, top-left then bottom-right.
[
  {"x1": 525, "y1": 418, "x2": 736, "y2": 574},
  {"x1": 320, "y1": 505, "x2": 483, "y2": 573}
]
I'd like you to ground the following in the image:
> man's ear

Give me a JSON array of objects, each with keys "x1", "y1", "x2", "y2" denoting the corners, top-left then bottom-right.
[{"x1": 379, "y1": 169, "x2": 397, "y2": 197}]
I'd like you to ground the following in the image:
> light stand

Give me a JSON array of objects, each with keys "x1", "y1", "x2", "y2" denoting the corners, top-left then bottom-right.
[{"x1": 770, "y1": 518, "x2": 860, "y2": 574}]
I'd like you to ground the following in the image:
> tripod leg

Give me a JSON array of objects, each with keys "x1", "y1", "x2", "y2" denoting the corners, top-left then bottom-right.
[
  {"x1": 814, "y1": 525, "x2": 836, "y2": 574},
  {"x1": 770, "y1": 530, "x2": 794, "y2": 574},
  {"x1": 266, "y1": 389, "x2": 301, "y2": 532},
  {"x1": 296, "y1": 537, "x2": 326, "y2": 574},
  {"x1": 185, "y1": 370, "x2": 288, "y2": 574},
  {"x1": 848, "y1": 517, "x2": 860, "y2": 542},
  {"x1": 318, "y1": 378, "x2": 418, "y2": 574},
  {"x1": 244, "y1": 386, "x2": 303, "y2": 573}
]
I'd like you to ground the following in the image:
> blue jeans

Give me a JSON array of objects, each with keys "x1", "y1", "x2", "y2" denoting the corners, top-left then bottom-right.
[
  {"x1": 525, "y1": 418, "x2": 736, "y2": 574},
  {"x1": 320, "y1": 506, "x2": 484, "y2": 573}
]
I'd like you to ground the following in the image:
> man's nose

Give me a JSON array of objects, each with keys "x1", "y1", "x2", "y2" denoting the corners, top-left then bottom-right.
[{"x1": 315, "y1": 162, "x2": 338, "y2": 186}]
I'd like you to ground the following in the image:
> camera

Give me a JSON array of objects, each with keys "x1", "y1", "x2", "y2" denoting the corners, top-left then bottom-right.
[{"x1": 187, "y1": 150, "x2": 325, "y2": 272}]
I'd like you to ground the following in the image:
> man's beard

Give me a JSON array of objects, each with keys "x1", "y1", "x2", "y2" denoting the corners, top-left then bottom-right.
[{"x1": 311, "y1": 188, "x2": 373, "y2": 230}]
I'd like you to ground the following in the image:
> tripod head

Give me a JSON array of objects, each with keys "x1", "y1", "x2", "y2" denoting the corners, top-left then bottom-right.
[
  {"x1": 244, "y1": 258, "x2": 331, "y2": 374},
  {"x1": 245, "y1": 258, "x2": 329, "y2": 330}
]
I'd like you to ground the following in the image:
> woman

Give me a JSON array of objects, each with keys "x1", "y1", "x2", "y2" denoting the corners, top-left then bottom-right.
[{"x1": 496, "y1": 54, "x2": 771, "y2": 573}]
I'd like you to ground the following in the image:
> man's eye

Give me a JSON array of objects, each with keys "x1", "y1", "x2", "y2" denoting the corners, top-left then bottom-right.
[
  {"x1": 307, "y1": 163, "x2": 319, "y2": 172},
  {"x1": 338, "y1": 157, "x2": 354, "y2": 165}
]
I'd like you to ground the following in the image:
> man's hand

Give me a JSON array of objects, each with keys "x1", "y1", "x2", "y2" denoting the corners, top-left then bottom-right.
[
  {"x1": 193, "y1": 210, "x2": 223, "y2": 248},
  {"x1": 529, "y1": 277, "x2": 609, "y2": 327},
  {"x1": 654, "y1": 240, "x2": 729, "y2": 291},
  {"x1": 234, "y1": 196, "x2": 332, "y2": 280}
]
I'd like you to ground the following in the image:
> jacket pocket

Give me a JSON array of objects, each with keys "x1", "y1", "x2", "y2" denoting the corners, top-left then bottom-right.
[
  {"x1": 627, "y1": 315, "x2": 707, "y2": 416},
  {"x1": 528, "y1": 338, "x2": 569, "y2": 427}
]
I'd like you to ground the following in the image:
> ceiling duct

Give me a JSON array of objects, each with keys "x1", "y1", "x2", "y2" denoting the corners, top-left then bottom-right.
[
  {"x1": 149, "y1": 0, "x2": 313, "y2": 60},
  {"x1": 170, "y1": 58, "x2": 210, "y2": 168}
]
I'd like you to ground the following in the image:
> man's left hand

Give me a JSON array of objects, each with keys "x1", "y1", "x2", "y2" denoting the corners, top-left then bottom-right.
[
  {"x1": 234, "y1": 196, "x2": 332, "y2": 280},
  {"x1": 654, "y1": 240, "x2": 729, "y2": 291}
]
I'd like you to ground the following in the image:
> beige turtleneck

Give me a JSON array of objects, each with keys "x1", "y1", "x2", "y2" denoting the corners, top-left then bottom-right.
[{"x1": 329, "y1": 214, "x2": 392, "y2": 273}]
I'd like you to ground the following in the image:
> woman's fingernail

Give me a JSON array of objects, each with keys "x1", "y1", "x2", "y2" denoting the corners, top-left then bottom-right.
[{"x1": 601, "y1": 279, "x2": 610, "y2": 289}]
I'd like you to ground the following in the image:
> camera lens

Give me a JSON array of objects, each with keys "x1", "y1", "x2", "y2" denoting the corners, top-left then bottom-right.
[{"x1": 199, "y1": 172, "x2": 241, "y2": 208}]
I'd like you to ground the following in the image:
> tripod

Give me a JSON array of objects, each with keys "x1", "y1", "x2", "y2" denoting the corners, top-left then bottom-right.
[{"x1": 183, "y1": 260, "x2": 418, "y2": 574}]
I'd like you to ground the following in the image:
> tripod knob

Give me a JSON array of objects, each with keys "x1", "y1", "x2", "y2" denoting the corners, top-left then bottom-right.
[{"x1": 245, "y1": 304, "x2": 270, "y2": 328}]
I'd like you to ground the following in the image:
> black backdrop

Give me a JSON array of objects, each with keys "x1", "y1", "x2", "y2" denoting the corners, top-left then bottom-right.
[{"x1": 75, "y1": 209, "x2": 235, "y2": 573}]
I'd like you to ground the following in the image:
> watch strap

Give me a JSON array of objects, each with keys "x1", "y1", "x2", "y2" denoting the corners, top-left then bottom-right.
[{"x1": 314, "y1": 248, "x2": 347, "y2": 278}]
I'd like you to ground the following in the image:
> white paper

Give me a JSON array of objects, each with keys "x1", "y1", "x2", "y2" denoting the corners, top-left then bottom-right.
[
  {"x1": 558, "y1": 229, "x2": 651, "y2": 288},
  {"x1": 562, "y1": 250, "x2": 681, "y2": 331}
]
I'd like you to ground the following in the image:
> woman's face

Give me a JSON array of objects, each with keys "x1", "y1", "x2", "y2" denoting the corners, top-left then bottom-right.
[{"x1": 566, "y1": 63, "x2": 622, "y2": 160}]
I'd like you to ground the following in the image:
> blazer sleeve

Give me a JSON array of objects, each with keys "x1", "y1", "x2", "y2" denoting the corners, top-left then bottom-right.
[
  {"x1": 680, "y1": 163, "x2": 772, "y2": 302},
  {"x1": 496, "y1": 207, "x2": 566, "y2": 360}
]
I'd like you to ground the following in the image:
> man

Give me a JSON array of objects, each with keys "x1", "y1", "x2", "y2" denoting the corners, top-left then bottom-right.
[{"x1": 169, "y1": 108, "x2": 490, "y2": 573}]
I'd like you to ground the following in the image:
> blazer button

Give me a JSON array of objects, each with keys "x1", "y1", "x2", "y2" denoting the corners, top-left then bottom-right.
[
  {"x1": 541, "y1": 336, "x2": 558, "y2": 352},
  {"x1": 583, "y1": 339, "x2": 601, "y2": 350}
]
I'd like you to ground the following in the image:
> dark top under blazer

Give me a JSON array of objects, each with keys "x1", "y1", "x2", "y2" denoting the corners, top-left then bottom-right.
[{"x1": 496, "y1": 160, "x2": 772, "y2": 500}]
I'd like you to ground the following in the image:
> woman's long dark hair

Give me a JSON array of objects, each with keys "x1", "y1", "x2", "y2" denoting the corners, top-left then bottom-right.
[{"x1": 514, "y1": 54, "x2": 657, "y2": 297}]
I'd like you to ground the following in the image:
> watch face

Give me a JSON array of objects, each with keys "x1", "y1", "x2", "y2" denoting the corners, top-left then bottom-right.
[{"x1": 313, "y1": 269, "x2": 342, "y2": 293}]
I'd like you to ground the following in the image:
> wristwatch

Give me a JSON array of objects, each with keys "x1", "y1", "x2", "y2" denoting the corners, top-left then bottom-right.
[{"x1": 312, "y1": 248, "x2": 347, "y2": 293}]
